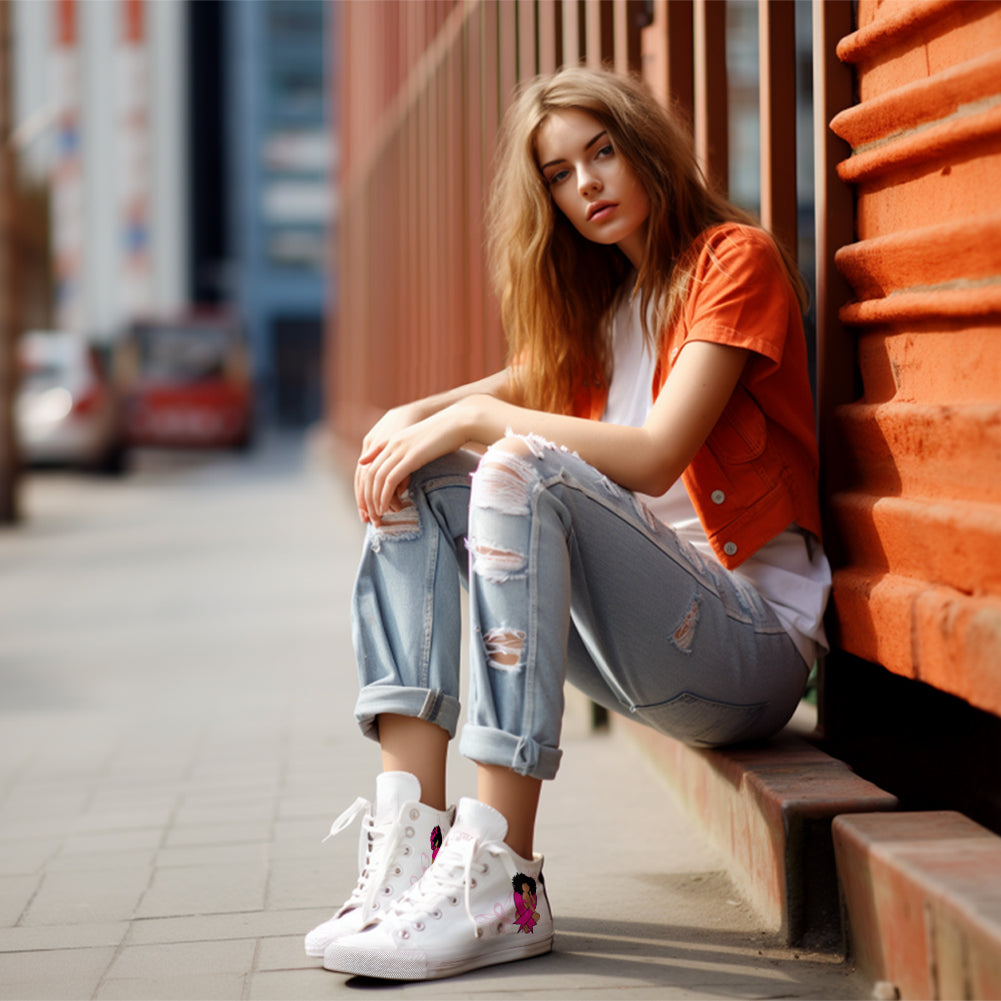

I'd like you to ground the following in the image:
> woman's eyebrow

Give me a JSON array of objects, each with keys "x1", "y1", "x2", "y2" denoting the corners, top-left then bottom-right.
[{"x1": 541, "y1": 130, "x2": 609, "y2": 170}]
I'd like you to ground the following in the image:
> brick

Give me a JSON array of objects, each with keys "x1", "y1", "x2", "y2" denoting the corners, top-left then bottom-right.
[{"x1": 833, "y1": 810, "x2": 1001, "y2": 1000}]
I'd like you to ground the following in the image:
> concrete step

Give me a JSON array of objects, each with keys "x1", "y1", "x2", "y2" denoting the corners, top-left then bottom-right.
[
  {"x1": 833, "y1": 810, "x2": 1001, "y2": 1000},
  {"x1": 615, "y1": 715, "x2": 898, "y2": 950}
]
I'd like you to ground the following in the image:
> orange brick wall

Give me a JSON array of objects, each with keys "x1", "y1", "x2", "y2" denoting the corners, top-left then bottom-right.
[{"x1": 826, "y1": 0, "x2": 1001, "y2": 717}]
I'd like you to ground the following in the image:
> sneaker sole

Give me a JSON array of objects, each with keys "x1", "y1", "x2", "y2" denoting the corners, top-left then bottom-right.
[{"x1": 323, "y1": 934, "x2": 553, "y2": 981}]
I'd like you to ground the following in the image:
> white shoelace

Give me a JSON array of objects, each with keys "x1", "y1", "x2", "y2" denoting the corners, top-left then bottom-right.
[
  {"x1": 322, "y1": 796, "x2": 405, "y2": 917},
  {"x1": 388, "y1": 834, "x2": 516, "y2": 938}
]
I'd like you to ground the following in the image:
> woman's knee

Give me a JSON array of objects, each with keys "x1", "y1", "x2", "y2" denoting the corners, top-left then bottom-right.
[{"x1": 470, "y1": 437, "x2": 541, "y2": 515}]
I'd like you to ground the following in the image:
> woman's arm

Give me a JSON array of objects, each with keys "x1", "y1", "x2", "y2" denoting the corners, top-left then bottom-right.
[{"x1": 359, "y1": 341, "x2": 749, "y2": 523}]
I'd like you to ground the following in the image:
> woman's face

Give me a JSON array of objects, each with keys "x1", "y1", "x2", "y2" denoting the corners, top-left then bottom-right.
[{"x1": 535, "y1": 107, "x2": 650, "y2": 268}]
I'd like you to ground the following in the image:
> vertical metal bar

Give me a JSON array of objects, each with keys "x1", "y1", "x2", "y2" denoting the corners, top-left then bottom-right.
[
  {"x1": 483, "y1": 0, "x2": 506, "y2": 372},
  {"x1": 538, "y1": 0, "x2": 560, "y2": 74},
  {"x1": 813, "y1": 0, "x2": 855, "y2": 493},
  {"x1": 499, "y1": 0, "x2": 518, "y2": 111},
  {"x1": 813, "y1": 0, "x2": 857, "y2": 739},
  {"x1": 642, "y1": 0, "x2": 694, "y2": 120},
  {"x1": 563, "y1": 0, "x2": 582, "y2": 65},
  {"x1": 694, "y1": 0, "x2": 729, "y2": 194},
  {"x1": 613, "y1": 0, "x2": 644, "y2": 73},
  {"x1": 759, "y1": 0, "x2": 798, "y2": 258},
  {"x1": 518, "y1": 0, "x2": 537, "y2": 81},
  {"x1": 585, "y1": 0, "x2": 614, "y2": 68}
]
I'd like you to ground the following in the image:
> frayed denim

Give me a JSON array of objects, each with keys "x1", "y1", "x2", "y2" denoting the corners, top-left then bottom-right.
[{"x1": 352, "y1": 437, "x2": 808, "y2": 781}]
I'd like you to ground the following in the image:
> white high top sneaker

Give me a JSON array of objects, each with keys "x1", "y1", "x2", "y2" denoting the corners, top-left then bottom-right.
[
  {"x1": 304, "y1": 772, "x2": 454, "y2": 957},
  {"x1": 322, "y1": 797, "x2": 553, "y2": 980}
]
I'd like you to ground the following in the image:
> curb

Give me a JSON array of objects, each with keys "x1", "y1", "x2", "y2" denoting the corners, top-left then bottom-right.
[
  {"x1": 833, "y1": 811, "x2": 1001, "y2": 1000},
  {"x1": 616, "y1": 716, "x2": 898, "y2": 949}
]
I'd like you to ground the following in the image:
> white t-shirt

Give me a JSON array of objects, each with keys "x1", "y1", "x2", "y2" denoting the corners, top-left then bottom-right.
[{"x1": 601, "y1": 293, "x2": 830, "y2": 666}]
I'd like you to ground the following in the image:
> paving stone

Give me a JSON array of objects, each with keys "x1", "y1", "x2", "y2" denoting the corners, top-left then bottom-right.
[
  {"x1": 127, "y1": 909, "x2": 315, "y2": 946},
  {"x1": 0, "y1": 842, "x2": 60, "y2": 877},
  {"x1": 0, "y1": 922, "x2": 128, "y2": 954},
  {"x1": 105, "y1": 938, "x2": 255, "y2": 979},
  {"x1": 20, "y1": 867, "x2": 150, "y2": 927},
  {"x1": 0, "y1": 946, "x2": 115, "y2": 998},
  {"x1": 163, "y1": 821, "x2": 272, "y2": 849},
  {"x1": 135, "y1": 863, "x2": 268, "y2": 918},
  {"x1": 0, "y1": 875, "x2": 42, "y2": 927},
  {"x1": 94, "y1": 973, "x2": 247, "y2": 1001}
]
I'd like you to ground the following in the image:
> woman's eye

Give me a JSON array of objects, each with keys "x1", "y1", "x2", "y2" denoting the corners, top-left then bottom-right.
[
  {"x1": 596, "y1": 144, "x2": 614, "y2": 159},
  {"x1": 548, "y1": 169, "x2": 569, "y2": 186}
]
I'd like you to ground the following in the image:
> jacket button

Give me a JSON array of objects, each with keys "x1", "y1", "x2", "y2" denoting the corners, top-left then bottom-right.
[
  {"x1": 711, "y1": 490, "x2": 726, "y2": 505},
  {"x1": 723, "y1": 541, "x2": 738, "y2": 557}
]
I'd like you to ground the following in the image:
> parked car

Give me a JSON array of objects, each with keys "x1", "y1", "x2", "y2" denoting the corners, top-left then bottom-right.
[
  {"x1": 16, "y1": 330, "x2": 129, "y2": 473},
  {"x1": 119, "y1": 313, "x2": 254, "y2": 450}
]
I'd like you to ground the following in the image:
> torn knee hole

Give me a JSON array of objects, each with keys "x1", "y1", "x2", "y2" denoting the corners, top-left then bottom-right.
[
  {"x1": 468, "y1": 538, "x2": 527, "y2": 581},
  {"x1": 370, "y1": 499, "x2": 420, "y2": 549},
  {"x1": 483, "y1": 628, "x2": 526, "y2": 671},
  {"x1": 470, "y1": 450, "x2": 536, "y2": 515}
]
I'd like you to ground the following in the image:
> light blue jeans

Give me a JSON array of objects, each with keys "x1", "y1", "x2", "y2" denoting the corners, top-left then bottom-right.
[{"x1": 352, "y1": 435, "x2": 809, "y2": 781}]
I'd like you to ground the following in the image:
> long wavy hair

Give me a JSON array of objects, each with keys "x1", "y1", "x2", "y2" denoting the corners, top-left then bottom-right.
[{"x1": 487, "y1": 66, "x2": 807, "y2": 415}]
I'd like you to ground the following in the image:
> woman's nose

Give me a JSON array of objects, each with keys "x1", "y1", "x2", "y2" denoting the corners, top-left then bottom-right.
[{"x1": 578, "y1": 167, "x2": 601, "y2": 196}]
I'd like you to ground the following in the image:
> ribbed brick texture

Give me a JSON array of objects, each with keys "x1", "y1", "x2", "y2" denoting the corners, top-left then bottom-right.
[{"x1": 828, "y1": 0, "x2": 1001, "y2": 716}]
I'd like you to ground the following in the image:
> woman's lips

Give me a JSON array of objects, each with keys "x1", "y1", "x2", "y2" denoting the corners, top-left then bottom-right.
[{"x1": 586, "y1": 201, "x2": 616, "y2": 222}]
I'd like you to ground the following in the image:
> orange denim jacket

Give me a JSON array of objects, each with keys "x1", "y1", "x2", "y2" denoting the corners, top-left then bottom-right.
[{"x1": 572, "y1": 223, "x2": 823, "y2": 570}]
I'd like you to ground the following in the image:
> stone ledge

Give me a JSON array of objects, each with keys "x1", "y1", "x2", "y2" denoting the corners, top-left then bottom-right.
[
  {"x1": 833, "y1": 811, "x2": 1001, "y2": 1000},
  {"x1": 615, "y1": 716, "x2": 898, "y2": 949}
]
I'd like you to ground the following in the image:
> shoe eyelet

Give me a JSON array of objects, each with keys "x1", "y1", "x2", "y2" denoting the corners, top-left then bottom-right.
[
  {"x1": 414, "y1": 921, "x2": 426, "y2": 932},
  {"x1": 469, "y1": 878, "x2": 477, "y2": 888},
  {"x1": 381, "y1": 886, "x2": 393, "y2": 896},
  {"x1": 497, "y1": 922, "x2": 504, "y2": 934},
  {"x1": 399, "y1": 930, "x2": 410, "y2": 940},
  {"x1": 430, "y1": 909, "x2": 443, "y2": 920},
  {"x1": 393, "y1": 866, "x2": 402, "y2": 875},
  {"x1": 448, "y1": 896, "x2": 459, "y2": 906},
  {"x1": 405, "y1": 826, "x2": 415, "y2": 837},
  {"x1": 409, "y1": 808, "x2": 419, "y2": 820},
  {"x1": 475, "y1": 927, "x2": 483, "y2": 938},
  {"x1": 402, "y1": 845, "x2": 412, "y2": 856}
]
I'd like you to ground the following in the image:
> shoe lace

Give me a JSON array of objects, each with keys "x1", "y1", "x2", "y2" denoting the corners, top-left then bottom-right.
[
  {"x1": 322, "y1": 796, "x2": 404, "y2": 916},
  {"x1": 389, "y1": 834, "x2": 516, "y2": 938}
]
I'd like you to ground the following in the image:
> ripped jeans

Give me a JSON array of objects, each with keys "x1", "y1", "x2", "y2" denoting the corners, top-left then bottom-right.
[{"x1": 352, "y1": 435, "x2": 809, "y2": 781}]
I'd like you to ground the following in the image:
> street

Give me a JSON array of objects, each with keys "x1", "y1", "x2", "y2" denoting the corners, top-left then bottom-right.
[{"x1": 0, "y1": 434, "x2": 864, "y2": 1000}]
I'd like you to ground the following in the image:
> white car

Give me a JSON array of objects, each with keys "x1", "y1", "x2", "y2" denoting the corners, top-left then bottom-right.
[{"x1": 17, "y1": 330, "x2": 128, "y2": 473}]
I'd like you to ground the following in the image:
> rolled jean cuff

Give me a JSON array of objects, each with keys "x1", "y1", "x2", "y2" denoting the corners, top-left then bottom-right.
[
  {"x1": 354, "y1": 686, "x2": 462, "y2": 742},
  {"x1": 459, "y1": 724, "x2": 563, "y2": 781}
]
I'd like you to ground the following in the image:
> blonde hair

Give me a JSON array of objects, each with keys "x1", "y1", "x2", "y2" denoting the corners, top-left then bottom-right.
[{"x1": 487, "y1": 66, "x2": 807, "y2": 415}]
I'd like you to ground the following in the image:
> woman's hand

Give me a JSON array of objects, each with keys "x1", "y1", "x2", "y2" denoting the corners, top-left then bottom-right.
[{"x1": 355, "y1": 400, "x2": 478, "y2": 525}]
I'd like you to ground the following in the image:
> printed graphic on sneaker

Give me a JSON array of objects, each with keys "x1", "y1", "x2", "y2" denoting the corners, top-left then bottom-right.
[
  {"x1": 511, "y1": 874, "x2": 540, "y2": 934},
  {"x1": 430, "y1": 825, "x2": 442, "y2": 862}
]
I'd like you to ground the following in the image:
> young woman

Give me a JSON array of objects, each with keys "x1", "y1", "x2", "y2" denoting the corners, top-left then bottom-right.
[{"x1": 307, "y1": 66, "x2": 830, "y2": 982}]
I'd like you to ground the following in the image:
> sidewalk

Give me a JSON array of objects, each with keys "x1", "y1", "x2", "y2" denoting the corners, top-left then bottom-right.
[{"x1": 0, "y1": 434, "x2": 865, "y2": 1000}]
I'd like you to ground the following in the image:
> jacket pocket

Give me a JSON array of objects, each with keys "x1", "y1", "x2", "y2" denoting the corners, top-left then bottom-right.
[{"x1": 706, "y1": 383, "x2": 767, "y2": 463}]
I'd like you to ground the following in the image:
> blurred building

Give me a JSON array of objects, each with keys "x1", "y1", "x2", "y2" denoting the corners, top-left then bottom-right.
[
  {"x1": 223, "y1": 0, "x2": 334, "y2": 428},
  {"x1": 11, "y1": 0, "x2": 335, "y2": 430},
  {"x1": 13, "y1": 0, "x2": 188, "y2": 339}
]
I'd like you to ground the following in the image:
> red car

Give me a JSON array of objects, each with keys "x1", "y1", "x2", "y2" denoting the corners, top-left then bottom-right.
[{"x1": 121, "y1": 314, "x2": 254, "y2": 450}]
